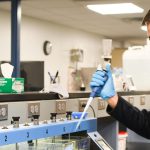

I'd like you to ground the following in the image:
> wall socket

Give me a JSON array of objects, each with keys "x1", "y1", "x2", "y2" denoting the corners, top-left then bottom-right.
[
  {"x1": 79, "y1": 100, "x2": 87, "y2": 112},
  {"x1": 140, "y1": 95, "x2": 145, "y2": 105},
  {"x1": 28, "y1": 102, "x2": 40, "y2": 118},
  {"x1": 128, "y1": 96, "x2": 134, "y2": 105},
  {"x1": 98, "y1": 100, "x2": 105, "y2": 110},
  {"x1": 56, "y1": 100, "x2": 66, "y2": 114},
  {"x1": 0, "y1": 104, "x2": 8, "y2": 121}
]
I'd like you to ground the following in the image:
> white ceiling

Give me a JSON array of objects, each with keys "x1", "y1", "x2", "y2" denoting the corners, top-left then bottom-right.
[{"x1": 0, "y1": 0, "x2": 150, "y2": 43}]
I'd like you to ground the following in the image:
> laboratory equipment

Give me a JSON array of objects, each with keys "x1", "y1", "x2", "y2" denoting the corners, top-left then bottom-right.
[
  {"x1": 123, "y1": 45, "x2": 150, "y2": 90},
  {"x1": 75, "y1": 38, "x2": 112, "y2": 130},
  {"x1": 0, "y1": 118, "x2": 96, "y2": 146},
  {"x1": 0, "y1": 61, "x2": 45, "y2": 92},
  {"x1": 37, "y1": 138, "x2": 75, "y2": 150},
  {"x1": 53, "y1": 71, "x2": 59, "y2": 83},
  {"x1": 50, "y1": 113, "x2": 57, "y2": 122},
  {"x1": 66, "y1": 111, "x2": 72, "y2": 120},
  {"x1": 48, "y1": 72, "x2": 53, "y2": 83},
  {"x1": 102, "y1": 39, "x2": 112, "y2": 59},
  {"x1": 75, "y1": 65, "x2": 105, "y2": 131},
  {"x1": 88, "y1": 131, "x2": 113, "y2": 150},
  {"x1": 62, "y1": 135, "x2": 91, "y2": 150},
  {"x1": 32, "y1": 115, "x2": 40, "y2": 125},
  {"x1": 72, "y1": 112, "x2": 88, "y2": 119},
  {"x1": 48, "y1": 70, "x2": 59, "y2": 84},
  {"x1": 0, "y1": 136, "x2": 92, "y2": 150},
  {"x1": 11, "y1": 116, "x2": 20, "y2": 128}
]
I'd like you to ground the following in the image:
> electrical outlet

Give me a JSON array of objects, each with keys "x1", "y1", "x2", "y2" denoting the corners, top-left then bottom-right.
[
  {"x1": 79, "y1": 100, "x2": 87, "y2": 112},
  {"x1": 140, "y1": 95, "x2": 145, "y2": 105},
  {"x1": 128, "y1": 96, "x2": 134, "y2": 105},
  {"x1": 28, "y1": 102, "x2": 40, "y2": 118},
  {"x1": 56, "y1": 100, "x2": 66, "y2": 114},
  {"x1": 98, "y1": 100, "x2": 105, "y2": 110},
  {"x1": 0, "y1": 104, "x2": 8, "y2": 121}
]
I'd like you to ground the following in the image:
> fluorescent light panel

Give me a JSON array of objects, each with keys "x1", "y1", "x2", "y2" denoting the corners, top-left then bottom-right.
[{"x1": 87, "y1": 3, "x2": 144, "y2": 15}]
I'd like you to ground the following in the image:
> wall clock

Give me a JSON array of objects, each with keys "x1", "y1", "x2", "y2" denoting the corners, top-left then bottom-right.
[{"x1": 43, "y1": 40, "x2": 52, "y2": 55}]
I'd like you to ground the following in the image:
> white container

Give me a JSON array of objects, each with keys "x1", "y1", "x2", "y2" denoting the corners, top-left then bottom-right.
[
  {"x1": 123, "y1": 45, "x2": 150, "y2": 90},
  {"x1": 118, "y1": 131, "x2": 128, "y2": 150}
]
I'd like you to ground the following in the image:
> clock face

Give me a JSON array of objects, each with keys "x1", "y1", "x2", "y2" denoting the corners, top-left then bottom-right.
[{"x1": 43, "y1": 41, "x2": 52, "y2": 55}]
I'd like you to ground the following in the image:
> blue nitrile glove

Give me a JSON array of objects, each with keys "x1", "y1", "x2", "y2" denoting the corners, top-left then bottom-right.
[
  {"x1": 90, "y1": 69, "x2": 107, "y2": 97},
  {"x1": 90, "y1": 64, "x2": 116, "y2": 100},
  {"x1": 100, "y1": 64, "x2": 116, "y2": 100}
]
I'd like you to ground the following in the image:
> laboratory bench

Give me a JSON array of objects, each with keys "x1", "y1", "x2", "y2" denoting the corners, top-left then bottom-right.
[
  {"x1": 0, "y1": 91, "x2": 150, "y2": 149},
  {"x1": 0, "y1": 90, "x2": 150, "y2": 102}
]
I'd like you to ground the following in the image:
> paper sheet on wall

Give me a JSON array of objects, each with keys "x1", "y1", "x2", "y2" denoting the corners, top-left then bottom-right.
[{"x1": 49, "y1": 83, "x2": 69, "y2": 98}]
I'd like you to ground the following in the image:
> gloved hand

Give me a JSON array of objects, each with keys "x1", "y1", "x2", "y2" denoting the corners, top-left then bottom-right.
[{"x1": 90, "y1": 64, "x2": 116, "y2": 100}]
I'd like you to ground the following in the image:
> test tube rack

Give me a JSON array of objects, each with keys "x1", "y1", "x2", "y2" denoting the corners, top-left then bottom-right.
[{"x1": 0, "y1": 118, "x2": 96, "y2": 146}]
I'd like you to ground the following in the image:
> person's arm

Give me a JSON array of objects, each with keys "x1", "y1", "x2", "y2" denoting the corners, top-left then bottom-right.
[
  {"x1": 90, "y1": 64, "x2": 150, "y2": 139},
  {"x1": 107, "y1": 94, "x2": 118, "y2": 109},
  {"x1": 107, "y1": 95, "x2": 150, "y2": 139}
]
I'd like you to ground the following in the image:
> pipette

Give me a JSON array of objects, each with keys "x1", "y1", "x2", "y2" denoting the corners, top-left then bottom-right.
[{"x1": 75, "y1": 65, "x2": 105, "y2": 131}]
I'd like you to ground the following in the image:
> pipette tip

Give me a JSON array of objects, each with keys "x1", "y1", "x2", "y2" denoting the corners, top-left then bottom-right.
[{"x1": 75, "y1": 123, "x2": 80, "y2": 131}]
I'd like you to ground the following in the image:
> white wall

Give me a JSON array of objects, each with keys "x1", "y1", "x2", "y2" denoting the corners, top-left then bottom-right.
[
  {"x1": 0, "y1": 10, "x2": 11, "y2": 60},
  {"x1": 0, "y1": 10, "x2": 120, "y2": 91}
]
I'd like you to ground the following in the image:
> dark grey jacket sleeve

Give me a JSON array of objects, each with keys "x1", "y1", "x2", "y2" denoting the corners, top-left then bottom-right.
[{"x1": 106, "y1": 96, "x2": 150, "y2": 139}]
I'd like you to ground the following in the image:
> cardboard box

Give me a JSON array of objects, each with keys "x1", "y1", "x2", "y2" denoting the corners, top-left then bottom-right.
[
  {"x1": 12, "y1": 78, "x2": 24, "y2": 93},
  {"x1": 0, "y1": 78, "x2": 24, "y2": 93},
  {"x1": 0, "y1": 78, "x2": 12, "y2": 93}
]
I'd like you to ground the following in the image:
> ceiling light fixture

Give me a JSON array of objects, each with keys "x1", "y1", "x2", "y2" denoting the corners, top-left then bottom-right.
[{"x1": 87, "y1": 3, "x2": 144, "y2": 15}]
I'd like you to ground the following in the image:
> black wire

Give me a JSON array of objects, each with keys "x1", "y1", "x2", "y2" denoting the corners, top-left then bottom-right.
[
  {"x1": 89, "y1": 105, "x2": 96, "y2": 118},
  {"x1": 81, "y1": 104, "x2": 96, "y2": 118}
]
